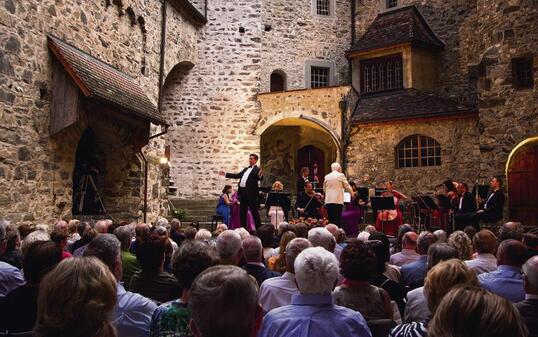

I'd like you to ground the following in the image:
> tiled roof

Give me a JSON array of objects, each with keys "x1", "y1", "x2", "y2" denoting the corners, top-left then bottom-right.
[
  {"x1": 169, "y1": 0, "x2": 207, "y2": 25},
  {"x1": 352, "y1": 89, "x2": 476, "y2": 124},
  {"x1": 349, "y1": 5, "x2": 445, "y2": 55},
  {"x1": 47, "y1": 35, "x2": 167, "y2": 126}
]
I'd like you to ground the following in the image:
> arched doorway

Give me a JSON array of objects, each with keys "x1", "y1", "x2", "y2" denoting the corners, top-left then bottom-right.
[
  {"x1": 507, "y1": 138, "x2": 538, "y2": 226},
  {"x1": 260, "y1": 118, "x2": 339, "y2": 194}
]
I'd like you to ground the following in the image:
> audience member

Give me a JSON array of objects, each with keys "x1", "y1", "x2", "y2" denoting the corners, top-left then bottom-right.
[
  {"x1": 393, "y1": 224, "x2": 415, "y2": 254},
  {"x1": 517, "y1": 256, "x2": 538, "y2": 337},
  {"x1": 150, "y1": 241, "x2": 219, "y2": 337},
  {"x1": 73, "y1": 227, "x2": 98, "y2": 256},
  {"x1": 391, "y1": 259, "x2": 479, "y2": 337},
  {"x1": 131, "y1": 223, "x2": 151, "y2": 254},
  {"x1": 1, "y1": 225, "x2": 23, "y2": 268},
  {"x1": 465, "y1": 229, "x2": 497, "y2": 275},
  {"x1": 479, "y1": 239, "x2": 527, "y2": 302},
  {"x1": 390, "y1": 231, "x2": 419, "y2": 267},
  {"x1": 523, "y1": 233, "x2": 538, "y2": 259},
  {"x1": 404, "y1": 243, "x2": 458, "y2": 323},
  {"x1": 268, "y1": 231, "x2": 296, "y2": 272},
  {"x1": 189, "y1": 265, "x2": 263, "y2": 337},
  {"x1": 325, "y1": 223, "x2": 343, "y2": 259},
  {"x1": 70, "y1": 221, "x2": 91, "y2": 252},
  {"x1": 0, "y1": 222, "x2": 25, "y2": 297},
  {"x1": 429, "y1": 285, "x2": 528, "y2": 337},
  {"x1": 130, "y1": 234, "x2": 182, "y2": 303},
  {"x1": 433, "y1": 229, "x2": 447, "y2": 243},
  {"x1": 66, "y1": 219, "x2": 81, "y2": 247},
  {"x1": 50, "y1": 230, "x2": 73, "y2": 259},
  {"x1": 259, "y1": 238, "x2": 312, "y2": 313},
  {"x1": 95, "y1": 220, "x2": 110, "y2": 234},
  {"x1": 21, "y1": 229, "x2": 50, "y2": 255},
  {"x1": 307, "y1": 227, "x2": 336, "y2": 254},
  {"x1": 257, "y1": 224, "x2": 276, "y2": 262},
  {"x1": 34, "y1": 257, "x2": 118, "y2": 337},
  {"x1": 54, "y1": 220, "x2": 68, "y2": 233},
  {"x1": 17, "y1": 224, "x2": 34, "y2": 240},
  {"x1": 84, "y1": 234, "x2": 157, "y2": 337},
  {"x1": 498, "y1": 221, "x2": 525, "y2": 242},
  {"x1": 169, "y1": 218, "x2": 185, "y2": 246},
  {"x1": 0, "y1": 241, "x2": 62, "y2": 333},
  {"x1": 194, "y1": 228, "x2": 212, "y2": 243},
  {"x1": 463, "y1": 226, "x2": 477, "y2": 242},
  {"x1": 152, "y1": 225, "x2": 177, "y2": 269},
  {"x1": 448, "y1": 230, "x2": 473, "y2": 260},
  {"x1": 242, "y1": 236, "x2": 281, "y2": 285},
  {"x1": 259, "y1": 247, "x2": 371, "y2": 337},
  {"x1": 113, "y1": 224, "x2": 141, "y2": 289},
  {"x1": 294, "y1": 222, "x2": 308, "y2": 238},
  {"x1": 216, "y1": 230, "x2": 243, "y2": 265},
  {"x1": 183, "y1": 226, "x2": 198, "y2": 240},
  {"x1": 333, "y1": 239, "x2": 393, "y2": 321},
  {"x1": 401, "y1": 231, "x2": 436, "y2": 290},
  {"x1": 357, "y1": 230, "x2": 371, "y2": 242}
]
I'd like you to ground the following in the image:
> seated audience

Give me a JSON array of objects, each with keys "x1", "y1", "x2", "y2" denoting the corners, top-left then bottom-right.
[
  {"x1": 433, "y1": 229, "x2": 447, "y2": 243},
  {"x1": 465, "y1": 229, "x2": 497, "y2": 275},
  {"x1": 259, "y1": 247, "x2": 371, "y2": 337},
  {"x1": 130, "y1": 233, "x2": 182, "y2": 303},
  {"x1": 307, "y1": 227, "x2": 336, "y2": 254},
  {"x1": 95, "y1": 219, "x2": 110, "y2": 234},
  {"x1": 150, "y1": 241, "x2": 219, "y2": 337},
  {"x1": 113, "y1": 224, "x2": 141, "y2": 289},
  {"x1": 390, "y1": 231, "x2": 419, "y2": 267},
  {"x1": 66, "y1": 219, "x2": 81, "y2": 248},
  {"x1": 216, "y1": 230, "x2": 243, "y2": 265},
  {"x1": 73, "y1": 227, "x2": 98, "y2": 257},
  {"x1": 448, "y1": 230, "x2": 473, "y2": 260},
  {"x1": 194, "y1": 228, "x2": 212, "y2": 243},
  {"x1": 428, "y1": 285, "x2": 528, "y2": 337},
  {"x1": 21, "y1": 229, "x2": 50, "y2": 255},
  {"x1": 325, "y1": 223, "x2": 343, "y2": 259},
  {"x1": 523, "y1": 233, "x2": 538, "y2": 259},
  {"x1": 0, "y1": 223, "x2": 25, "y2": 297},
  {"x1": 84, "y1": 234, "x2": 157, "y2": 337},
  {"x1": 169, "y1": 218, "x2": 185, "y2": 246},
  {"x1": 392, "y1": 224, "x2": 415, "y2": 254},
  {"x1": 130, "y1": 223, "x2": 151, "y2": 254},
  {"x1": 404, "y1": 243, "x2": 459, "y2": 323},
  {"x1": 498, "y1": 221, "x2": 525, "y2": 242},
  {"x1": 50, "y1": 230, "x2": 73, "y2": 259},
  {"x1": 479, "y1": 239, "x2": 527, "y2": 302},
  {"x1": 391, "y1": 259, "x2": 479, "y2": 337},
  {"x1": 189, "y1": 265, "x2": 263, "y2": 337},
  {"x1": 70, "y1": 221, "x2": 91, "y2": 252},
  {"x1": 242, "y1": 236, "x2": 281, "y2": 286},
  {"x1": 1, "y1": 225, "x2": 23, "y2": 268},
  {"x1": 257, "y1": 224, "x2": 277, "y2": 263},
  {"x1": 34, "y1": 256, "x2": 118, "y2": 337},
  {"x1": 0, "y1": 241, "x2": 62, "y2": 333},
  {"x1": 517, "y1": 255, "x2": 538, "y2": 337},
  {"x1": 401, "y1": 231, "x2": 436, "y2": 290},
  {"x1": 268, "y1": 231, "x2": 296, "y2": 273},
  {"x1": 333, "y1": 239, "x2": 393, "y2": 321},
  {"x1": 463, "y1": 225, "x2": 477, "y2": 242},
  {"x1": 54, "y1": 220, "x2": 68, "y2": 233},
  {"x1": 259, "y1": 238, "x2": 312, "y2": 313},
  {"x1": 17, "y1": 224, "x2": 35, "y2": 240},
  {"x1": 152, "y1": 225, "x2": 176, "y2": 270}
]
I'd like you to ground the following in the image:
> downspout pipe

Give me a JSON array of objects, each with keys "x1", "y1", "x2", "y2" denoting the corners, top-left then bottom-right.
[
  {"x1": 158, "y1": 0, "x2": 167, "y2": 111},
  {"x1": 138, "y1": 150, "x2": 149, "y2": 224}
]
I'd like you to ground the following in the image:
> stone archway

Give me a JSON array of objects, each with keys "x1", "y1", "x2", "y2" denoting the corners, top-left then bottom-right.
[
  {"x1": 506, "y1": 137, "x2": 538, "y2": 226},
  {"x1": 259, "y1": 117, "x2": 339, "y2": 194}
]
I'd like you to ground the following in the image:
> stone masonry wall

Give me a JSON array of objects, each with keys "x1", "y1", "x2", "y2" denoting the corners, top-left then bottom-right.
[
  {"x1": 260, "y1": 0, "x2": 352, "y2": 92},
  {"x1": 346, "y1": 118, "x2": 481, "y2": 195},
  {"x1": 0, "y1": 0, "x2": 198, "y2": 224}
]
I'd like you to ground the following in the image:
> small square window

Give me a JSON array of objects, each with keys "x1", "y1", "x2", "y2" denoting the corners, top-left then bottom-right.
[
  {"x1": 387, "y1": 0, "x2": 398, "y2": 8},
  {"x1": 513, "y1": 57, "x2": 534, "y2": 89},
  {"x1": 316, "y1": 0, "x2": 330, "y2": 16},
  {"x1": 311, "y1": 67, "x2": 330, "y2": 88}
]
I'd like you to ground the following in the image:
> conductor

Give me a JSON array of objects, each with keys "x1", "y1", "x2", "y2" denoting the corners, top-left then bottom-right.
[{"x1": 219, "y1": 154, "x2": 264, "y2": 229}]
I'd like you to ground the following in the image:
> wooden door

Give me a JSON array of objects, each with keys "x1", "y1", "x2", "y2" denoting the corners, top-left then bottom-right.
[
  {"x1": 508, "y1": 143, "x2": 538, "y2": 226},
  {"x1": 297, "y1": 145, "x2": 325, "y2": 187}
]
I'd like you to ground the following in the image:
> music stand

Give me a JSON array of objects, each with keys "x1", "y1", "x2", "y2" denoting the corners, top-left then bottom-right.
[
  {"x1": 420, "y1": 195, "x2": 439, "y2": 230},
  {"x1": 371, "y1": 196, "x2": 395, "y2": 234},
  {"x1": 357, "y1": 188, "x2": 369, "y2": 225},
  {"x1": 375, "y1": 188, "x2": 389, "y2": 196},
  {"x1": 265, "y1": 192, "x2": 291, "y2": 225},
  {"x1": 436, "y1": 194, "x2": 453, "y2": 232}
]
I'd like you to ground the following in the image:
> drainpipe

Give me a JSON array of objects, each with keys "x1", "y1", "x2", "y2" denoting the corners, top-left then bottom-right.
[
  {"x1": 138, "y1": 150, "x2": 148, "y2": 223},
  {"x1": 158, "y1": 0, "x2": 167, "y2": 111}
]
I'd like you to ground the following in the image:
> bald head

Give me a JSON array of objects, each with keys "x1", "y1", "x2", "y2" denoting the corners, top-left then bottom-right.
[
  {"x1": 54, "y1": 220, "x2": 68, "y2": 233},
  {"x1": 402, "y1": 232, "x2": 418, "y2": 250},
  {"x1": 325, "y1": 224, "x2": 339, "y2": 237},
  {"x1": 95, "y1": 220, "x2": 109, "y2": 234},
  {"x1": 242, "y1": 236, "x2": 263, "y2": 263},
  {"x1": 498, "y1": 239, "x2": 528, "y2": 268},
  {"x1": 523, "y1": 256, "x2": 538, "y2": 294}
]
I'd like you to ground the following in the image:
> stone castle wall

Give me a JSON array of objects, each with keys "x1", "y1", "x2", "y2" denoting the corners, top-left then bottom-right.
[{"x1": 0, "y1": 0, "x2": 198, "y2": 223}]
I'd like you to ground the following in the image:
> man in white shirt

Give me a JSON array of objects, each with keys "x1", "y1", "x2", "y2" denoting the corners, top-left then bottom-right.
[
  {"x1": 0, "y1": 222, "x2": 25, "y2": 298},
  {"x1": 259, "y1": 238, "x2": 312, "y2": 313},
  {"x1": 465, "y1": 229, "x2": 498, "y2": 275},
  {"x1": 390, "y1": 231, "x2": 420, "y2": 267},
  {"x1": 323, "y1": 163, "x2": 354, "y2": 227}
]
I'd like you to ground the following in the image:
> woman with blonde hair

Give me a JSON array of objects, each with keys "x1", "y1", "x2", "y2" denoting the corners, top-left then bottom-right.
[
  {"x1": 268, "y1": 231, "x2": 296, "y2": 273},
  {"x1": 267, "y1": 181, "x2": 290, "y2": 226},
  {"x1": 34, "y1": 257, "x2": 118, "y2": 337},
  {"x1": 390, "y1": 259, "x2": 479, "y2": 337},
  {"x1": 429, "y1": 285, "x2": 528, "y2": 337},
  {"x1": 448, "y1": 230, "x2": 474, "y2": 260}
]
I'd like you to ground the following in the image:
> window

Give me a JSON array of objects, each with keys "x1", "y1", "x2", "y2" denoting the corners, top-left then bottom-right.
[
  {"x1": 270, "y1": 71, "x2": 286, "y2": 92},
  {"x1": 396, "y1": 135, "x2": 441, "y2": 168},
  {"x1": 311, "y1": 67, "x2": 330, "y2": 88},
  {"x1": 386, "y1": 0, "x2": 398, "y2": 8},
  {"x1": 316, "y1": 0, "x2": 330, "y2": 16},
  {"x1": 512, "y1": 57, "x2": 534, "y2": 89},
  {"x1": 360, "y1": 54, "x2": 403, "y2": 94}
]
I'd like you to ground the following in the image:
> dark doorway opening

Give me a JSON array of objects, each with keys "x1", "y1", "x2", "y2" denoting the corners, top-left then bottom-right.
[{"x1": 508, "y1": 142, "x2": 538, "y2": 227}]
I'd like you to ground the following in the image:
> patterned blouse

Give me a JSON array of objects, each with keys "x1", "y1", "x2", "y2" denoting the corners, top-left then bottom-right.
[
  {"x1": 150, "y1": 300, "x2": 192, "y2": 337},
  {"x1": 390, "y1": 322, "x2": 428, "y2": 337}
]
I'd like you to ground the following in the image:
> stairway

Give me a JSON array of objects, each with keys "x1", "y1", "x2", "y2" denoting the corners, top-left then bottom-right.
[{"x1": 169, "y1": 199, "x2": 217, "y2": 224}]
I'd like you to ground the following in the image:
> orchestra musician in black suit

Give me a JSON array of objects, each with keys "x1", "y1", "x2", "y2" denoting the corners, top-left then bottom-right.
[
  {"x1": 296, "y1": 166, "x2": 311, "y2": 194},
  {"x1": 295, "y1": 181, "x2": 321, "y2": 219},
  {"x1": 471, "y1": 176, "x2": 506, "y2": 229},
  {"x1": 219, "y1": 154, "x2": 263, "y2": 229},
  {"x1": 454, "y1": 182, "x2": 478, "y2": 230}
]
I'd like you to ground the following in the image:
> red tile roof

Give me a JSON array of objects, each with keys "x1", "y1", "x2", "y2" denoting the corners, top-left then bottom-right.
[
  {"x1": 47, "y1": 35, "x2": 167, "y2": 126},
  {"x1": 349, "y1": 5, "x2": 445, "y2": 55}
]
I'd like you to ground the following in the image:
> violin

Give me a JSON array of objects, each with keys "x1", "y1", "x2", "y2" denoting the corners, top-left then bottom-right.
[{"x1": 314, "y1": 192, "x2": 329, "y2": 219}]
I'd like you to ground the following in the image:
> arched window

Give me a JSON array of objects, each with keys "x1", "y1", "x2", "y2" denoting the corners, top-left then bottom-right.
[
  {"x1": 270, "y1": 71, "x2": 286, "y2": 92},
  {"x1": 396, "y1": 135, "x2": 441, "y2": 168}
]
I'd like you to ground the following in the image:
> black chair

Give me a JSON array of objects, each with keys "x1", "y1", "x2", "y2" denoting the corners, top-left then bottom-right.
[
  {"x1": 210, "y1": 215, "x2": 223, "y2": 231},
  {"x1": 367, "y1": 319, "x2": 395, "y2": 337}
]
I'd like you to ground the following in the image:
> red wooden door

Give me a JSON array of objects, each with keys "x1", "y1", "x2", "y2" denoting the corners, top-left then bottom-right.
[
  {"x1": 297, "y1": 145, "x2": 325, "y2": 187},
  {"x1": 508, "y1": 143, "x2": 538, "y2": 226}
]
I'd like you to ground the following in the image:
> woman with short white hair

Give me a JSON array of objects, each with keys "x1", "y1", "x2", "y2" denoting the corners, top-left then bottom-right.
[{"x1": 195, "y1": 228, "x2": 212, "y2": 242}]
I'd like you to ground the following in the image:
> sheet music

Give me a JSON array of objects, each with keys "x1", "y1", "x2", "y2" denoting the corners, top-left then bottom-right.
[{"x1": 343, "y1": 191, "x2": 351, "y2": 203}]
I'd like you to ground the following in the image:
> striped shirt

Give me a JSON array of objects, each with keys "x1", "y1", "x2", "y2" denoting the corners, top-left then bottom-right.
[{"x1": 390, "y1": 322, "x2": 428, "y2": 337}]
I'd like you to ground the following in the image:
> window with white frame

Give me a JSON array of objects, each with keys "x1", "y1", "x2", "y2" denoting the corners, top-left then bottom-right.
[
  {"x1": 316, "y1": 0, "x2": 330, "y2": 15},
  {"x1": 360, "y1": 54, "x2": 403, "y2": 94},
  {"x1": 311, "y1": 67, "x2": 330, "y2": 88}
]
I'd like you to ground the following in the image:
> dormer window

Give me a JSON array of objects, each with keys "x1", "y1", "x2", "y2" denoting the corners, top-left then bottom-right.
[
  {"x1": 386, "y1": 0, "x2": 398, "y2": 8},
  {"x1": 360, "y1": 54, "x2": 403, "y2": 94}
]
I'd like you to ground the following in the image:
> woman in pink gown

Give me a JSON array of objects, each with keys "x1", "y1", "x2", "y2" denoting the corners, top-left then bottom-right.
[{"x1": 228, "y1": 191, "x2": 256, "y2": 231}]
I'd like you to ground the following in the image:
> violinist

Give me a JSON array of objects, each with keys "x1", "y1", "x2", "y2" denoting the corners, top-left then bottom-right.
[
  {"x1": 453, "y1": 182, "x2": 477, "y2": 231},
  {"x1": 295, "y1": 181, "x2": 321, "y2": 219},
  {"x1": 374, "y1": 181, "x2": 406, "y2": 236}
]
